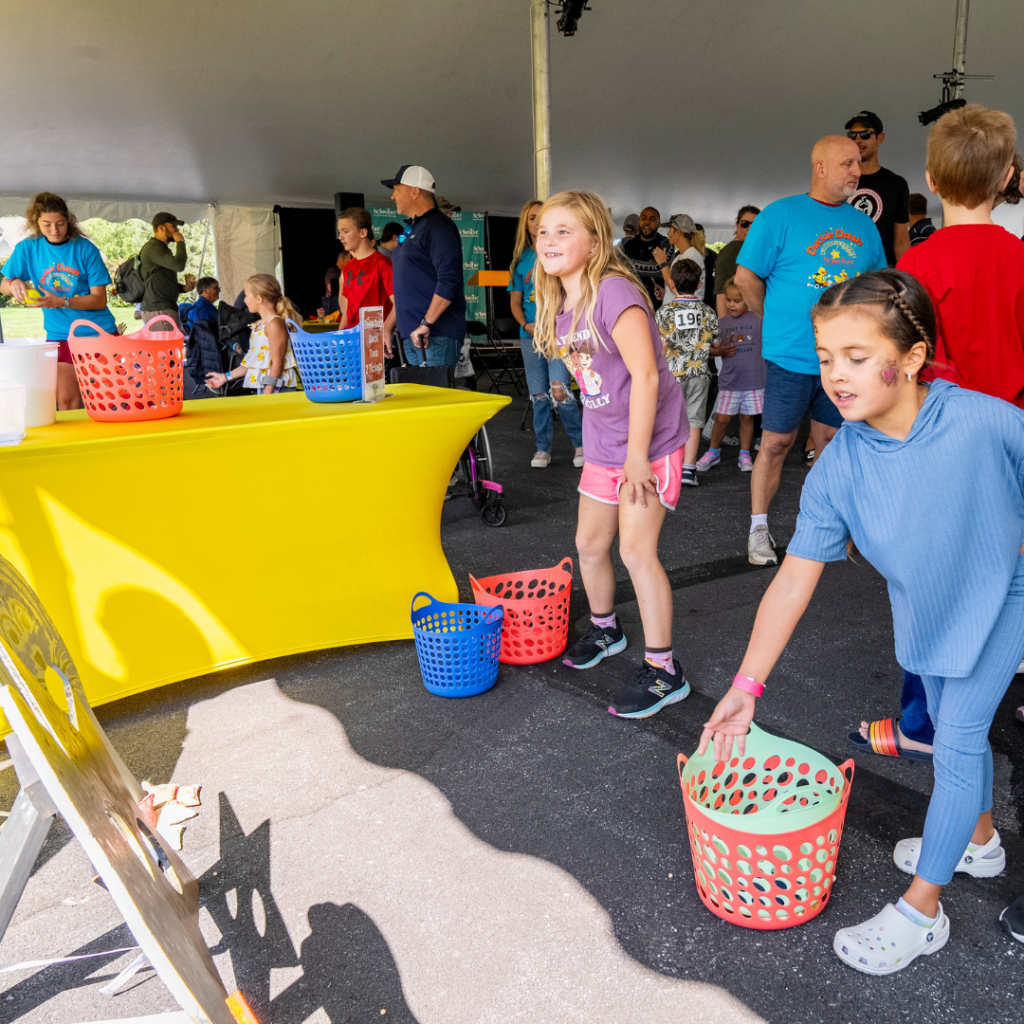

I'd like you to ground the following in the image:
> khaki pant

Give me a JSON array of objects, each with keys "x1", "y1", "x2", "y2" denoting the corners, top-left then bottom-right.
[{"x1": 142, "y1": 309, "x2": 181, "y2": 331}]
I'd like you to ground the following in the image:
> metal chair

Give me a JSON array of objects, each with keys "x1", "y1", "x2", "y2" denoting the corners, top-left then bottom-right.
[{"x1": 468, "y1": 319, "x2": 524, "y2": 394}]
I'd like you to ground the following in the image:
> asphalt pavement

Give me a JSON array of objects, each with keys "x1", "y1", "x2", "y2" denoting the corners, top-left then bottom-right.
[{"x1": 1, "y1": 391, "x2": 1022, "y2": 1024}]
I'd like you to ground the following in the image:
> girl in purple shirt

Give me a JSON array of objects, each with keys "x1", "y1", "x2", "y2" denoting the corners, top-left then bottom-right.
[{"x1": 533, "y1": 191, "x2": 689, "y2": 719}]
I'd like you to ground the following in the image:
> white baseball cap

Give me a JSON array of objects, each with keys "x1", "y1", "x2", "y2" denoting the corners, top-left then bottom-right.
[{"x1": 380, "y1": 165, "x2": 436, "y2": 193}]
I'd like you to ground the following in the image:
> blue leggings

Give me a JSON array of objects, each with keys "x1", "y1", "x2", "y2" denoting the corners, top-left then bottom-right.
[{"x1": 915, "y1": 579, "x2": 1024, "y2": 885}]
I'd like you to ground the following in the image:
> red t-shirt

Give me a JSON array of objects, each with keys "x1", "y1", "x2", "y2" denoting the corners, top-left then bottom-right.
[
  {"x1": 341, "y1": 250, "x2": 394, "y2": 328},
  {"x1": 897, "y1": 224, "x2": 1024, "y2": 404}
]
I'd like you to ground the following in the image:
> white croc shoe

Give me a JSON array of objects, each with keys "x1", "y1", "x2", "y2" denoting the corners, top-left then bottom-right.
[
  {"x1": 893, "y1": 830, "x2": 1005, "y2": 878},
  {"x1": 834, "y1": 902, "x2": 949, "y2": 975}
]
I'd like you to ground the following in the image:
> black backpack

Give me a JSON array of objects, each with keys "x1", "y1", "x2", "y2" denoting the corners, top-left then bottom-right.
[{"x1": 114, "y1": 254, "x2": 146, "y2": 303}]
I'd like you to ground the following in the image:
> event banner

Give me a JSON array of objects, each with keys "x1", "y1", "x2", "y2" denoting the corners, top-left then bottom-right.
[
  {"x1": 369, "y1": 205, "x2": 486, "y2": 328},
  {"x1": 359, "y1": 305, "x2": 386, "y2": 403}
]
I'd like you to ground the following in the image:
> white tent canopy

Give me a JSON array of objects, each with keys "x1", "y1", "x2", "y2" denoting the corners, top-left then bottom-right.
[{"x1": 1, "y1": 1, "x2": 1022, "y2": 247}]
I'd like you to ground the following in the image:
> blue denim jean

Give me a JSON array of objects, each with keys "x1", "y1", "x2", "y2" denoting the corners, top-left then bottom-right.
[
  {"x1": 520, "y1": 338, "x2": 583, "y2": 452},
  {"x1": 898, "y1": 671, "x2": 935, "y2": 745},
  {"x1": 402, "y1": 335, "x2": 460, "y2": 368},
  {"x1": 915, "y1": 573, "x2": 1024, "y2": 884}
]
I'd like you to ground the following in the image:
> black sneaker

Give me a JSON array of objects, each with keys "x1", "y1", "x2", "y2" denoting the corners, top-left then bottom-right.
[
  {"x1": 1000, "y1": 894, "x2": 1024, "y2": 944},
  {"x1": 608, "y1": 660, "x2": 690, "y2": 719},
  {"x1": 562, "y1": 622, "x2": 627, "y2": 669}
]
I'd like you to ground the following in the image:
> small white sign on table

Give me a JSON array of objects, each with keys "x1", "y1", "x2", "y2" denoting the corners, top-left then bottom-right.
[{"x1": 359, "y1": 306, "x2": 387, "y2": 403}]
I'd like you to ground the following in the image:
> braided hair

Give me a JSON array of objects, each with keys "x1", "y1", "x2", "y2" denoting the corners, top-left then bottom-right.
[{"x1": 812, "y1": 269, "x2": 936, "y2": 364}]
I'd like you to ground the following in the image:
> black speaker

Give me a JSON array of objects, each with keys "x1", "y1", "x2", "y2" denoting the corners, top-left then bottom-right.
[{"x1": 334, "y1": 192, "x2": 366, "y2": 223}]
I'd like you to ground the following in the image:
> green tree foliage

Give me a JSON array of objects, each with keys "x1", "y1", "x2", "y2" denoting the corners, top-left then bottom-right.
[
  {"x1": 0, "y1": 218, "x2": 216, "y2": 309},
  {"x1": 83, "y1": 219, "x2": 217, "y2": 307}
]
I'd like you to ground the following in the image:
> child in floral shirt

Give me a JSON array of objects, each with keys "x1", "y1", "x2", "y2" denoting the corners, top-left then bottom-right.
[{"x1": 656, "y1": 258, "x2": 720, "y2": 486}]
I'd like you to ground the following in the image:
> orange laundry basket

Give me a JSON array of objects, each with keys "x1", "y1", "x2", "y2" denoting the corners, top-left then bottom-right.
[
  {"x1": 470, "y1": 558, "x2": 573, "y2": 664},
  {"x1": 677, "y1": 723, "x2": 855, "y2": 930},
  {"x1": 68, "y1": 317, "x2": 184, "y2": 422}
]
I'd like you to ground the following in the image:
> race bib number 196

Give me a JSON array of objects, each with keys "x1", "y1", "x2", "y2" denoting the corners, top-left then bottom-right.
[{"x1": 673, "y1": 308, "x2": 701, "y2": 330}]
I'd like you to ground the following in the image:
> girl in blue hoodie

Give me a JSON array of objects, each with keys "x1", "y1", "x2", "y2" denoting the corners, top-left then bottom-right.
[{"x1": 699, "y1": 269, "x2": 1024, "y2": 975}]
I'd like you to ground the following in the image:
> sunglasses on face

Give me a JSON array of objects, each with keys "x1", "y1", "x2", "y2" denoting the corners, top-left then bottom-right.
[
  {"x1": 738, "y1": 219, "x2": 754, "y2": 228},
  {"x1": 847, "y1": 130, "x2": 876, "y2": 140}
]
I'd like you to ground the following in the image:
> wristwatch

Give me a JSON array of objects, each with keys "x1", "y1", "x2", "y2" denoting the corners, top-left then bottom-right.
[{"x1": 419, "y1": 318, "x2": 435, "y2": 329}]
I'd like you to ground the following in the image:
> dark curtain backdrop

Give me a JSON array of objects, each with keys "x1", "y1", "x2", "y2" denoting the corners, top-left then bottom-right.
[
  {"x1": 275, "y1": 206, "x2": 338, "y2": 322},
  {"x1": 485, "y1": 215, "x2": 518, "y2": 325}
]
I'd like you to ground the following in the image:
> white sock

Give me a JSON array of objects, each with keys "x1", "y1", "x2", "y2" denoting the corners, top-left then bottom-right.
[
  {"x1": 896, "y1": 896, "x2": 938, "y2": 928},
  {"x1": 750, "y1": 514, "x2": 768, "y2": 534}
]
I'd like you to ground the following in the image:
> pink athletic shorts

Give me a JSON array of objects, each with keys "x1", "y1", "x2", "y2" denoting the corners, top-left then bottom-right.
[{"x1": 578, "y1": 446, "x2": 684, "y2": 511}]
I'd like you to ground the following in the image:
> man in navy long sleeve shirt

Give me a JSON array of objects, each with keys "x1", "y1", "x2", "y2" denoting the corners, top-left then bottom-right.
[{"x1": 380, "y1": 165, "x2": 466, "y2": 367}]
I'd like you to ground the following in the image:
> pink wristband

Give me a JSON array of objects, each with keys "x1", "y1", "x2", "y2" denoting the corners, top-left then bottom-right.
[{"x1": 732, "y1": 673, "x2": 764, "y2": 697}]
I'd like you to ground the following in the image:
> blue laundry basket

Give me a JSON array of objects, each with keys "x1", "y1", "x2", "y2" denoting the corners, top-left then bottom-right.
[
  {"x1": 411, "y1": 592, "x2": 503, "y2": 697},
  {"x1": 288, "y1": 320, "x2": 362, "y2": 403}
]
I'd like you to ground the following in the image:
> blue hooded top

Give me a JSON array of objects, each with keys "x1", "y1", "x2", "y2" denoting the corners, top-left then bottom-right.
[{"x1": 788, "y1": 380, "x2": 1024, "y2": 678}]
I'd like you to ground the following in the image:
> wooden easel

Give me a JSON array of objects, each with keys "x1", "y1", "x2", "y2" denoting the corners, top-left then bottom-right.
[{"x1": 0, "y1": 556, "x2": 257, "y2": 1024}]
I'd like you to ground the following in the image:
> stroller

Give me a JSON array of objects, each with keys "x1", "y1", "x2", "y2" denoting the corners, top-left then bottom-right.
[
  {"x1": 184, "y1": 302, "x2": 257, "y2": 397},
  {"x1": 389, "y1": 360, "x2": 507, "y2": 528}
]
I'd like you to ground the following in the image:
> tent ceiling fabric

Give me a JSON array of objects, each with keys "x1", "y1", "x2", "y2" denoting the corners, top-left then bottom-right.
[
  {"x1": 0, "y1": 1, "x2": 1021, "y2": 228},
  {"x1": 0, "y1": 197, "x2": 213, "y2": 224}
]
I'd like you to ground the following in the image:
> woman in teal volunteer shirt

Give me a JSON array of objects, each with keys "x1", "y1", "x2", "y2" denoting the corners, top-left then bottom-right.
[
  {"x1": 509, "y1": 198, "x2": 584, "y2": 469},
  {"x1": 1, "y1": 192, "x2": 118, "y2": 410}
]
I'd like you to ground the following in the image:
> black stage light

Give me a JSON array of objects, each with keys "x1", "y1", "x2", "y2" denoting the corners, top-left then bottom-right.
[
  {"x1": 919, "y1": 97, "x2": 967, "y2": 126},
  {"x1": 557, "y1": 0, "x2": 588, "y2": 36}
]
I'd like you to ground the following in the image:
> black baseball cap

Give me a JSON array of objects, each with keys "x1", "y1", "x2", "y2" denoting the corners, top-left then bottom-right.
[
  {"x1": 845, "y1": 111, "x2": 884, "y2": 134},
  {"x1": 152, "y1": 212, "x2": 184, "y2": 229}
]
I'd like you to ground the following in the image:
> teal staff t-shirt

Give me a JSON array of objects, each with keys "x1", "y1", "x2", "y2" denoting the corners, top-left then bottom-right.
[
  {"x1": 508, "y1": 247, "x2": 537, "y2": 338},
  {"x1": 1, "y1": 235, "x2": 117, "y2": 339},
  {"x1": 737, "y1": 194, "x2": 886, "y2": 375}
]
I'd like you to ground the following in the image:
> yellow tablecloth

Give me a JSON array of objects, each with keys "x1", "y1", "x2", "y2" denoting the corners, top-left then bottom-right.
[{"x1": 0, "y1": 385, "x2": 509, "y2": 718}]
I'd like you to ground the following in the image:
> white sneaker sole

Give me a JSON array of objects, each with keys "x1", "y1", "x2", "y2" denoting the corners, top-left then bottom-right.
[
  {"x1": 999, "y1": 906, "x2": 1024, "y2": 943},
  {"x1": 747, "y1": 548, "x2": 777, "y2": 566}
]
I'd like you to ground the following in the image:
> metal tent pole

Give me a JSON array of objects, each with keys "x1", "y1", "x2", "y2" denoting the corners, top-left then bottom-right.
[
  {"x1": 530, "y1": 0, "x2": 551, "y2": 201},
  {"x1": 951, "y1": 0, "x2": 970, "y2": 97}
]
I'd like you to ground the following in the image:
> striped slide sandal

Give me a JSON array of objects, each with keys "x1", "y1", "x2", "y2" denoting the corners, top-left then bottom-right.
[{"x1": 847, "y1": 717, "x2": 933, "y2": 763}]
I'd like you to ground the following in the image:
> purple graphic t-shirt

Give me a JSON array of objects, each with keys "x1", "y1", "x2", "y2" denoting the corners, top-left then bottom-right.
[
  {"x1": 555, "y1": 276, "x2": 688, "y2": 468},
  {"x1": 717, "y1": 312, "x2": 766, "y2": 392}
]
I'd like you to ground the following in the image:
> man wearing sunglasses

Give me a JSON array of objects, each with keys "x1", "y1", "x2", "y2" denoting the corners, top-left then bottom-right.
[
  {"x1": 713, "y1": 205, "x2": 760, "y2": 318},
  {"x1": 845, "y1": 110, "x2": 911, "y2": 265}
]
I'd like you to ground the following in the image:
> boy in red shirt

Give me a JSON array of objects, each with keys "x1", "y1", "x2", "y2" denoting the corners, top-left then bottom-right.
[
  {"x1": 852, "y1": 106, "x2": 1024, "y2": 770},
  {"x1": 898, "y1": 105, "x2": 1024, "y2": 405},
  {"x1": 337, "y1": 207, "x2": 394, "y2": 329}
]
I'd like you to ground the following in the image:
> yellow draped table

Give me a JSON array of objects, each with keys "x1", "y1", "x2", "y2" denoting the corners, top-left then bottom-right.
[{"x1": 0, "y1": 385, "x2": 509, "y2": 721}]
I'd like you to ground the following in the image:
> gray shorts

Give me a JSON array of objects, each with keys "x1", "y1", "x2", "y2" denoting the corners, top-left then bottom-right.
[{"x1": 679, "y1": 376, "x2": 710, "y2": 430}]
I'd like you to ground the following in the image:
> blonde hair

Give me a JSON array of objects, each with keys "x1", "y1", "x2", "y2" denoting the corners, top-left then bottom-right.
[
  {"x1": 692, "y1": 228, "x2": 707, "y2": 257},
  {"x1": 510, "y1": 198, "x2": 542, "y2": 274},
  {"x1": 533, "y1": 190, "x2": 650, "y2": 359},
  {"x1": 25, "y1": 192, "x2": 83, "y2": 240},
  {"x1": 927, "y1": 104, "x2": 1016, "y2": 208},
  {"x1": 246, "y1": 274, "x2": 301, "y2": 329}
]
